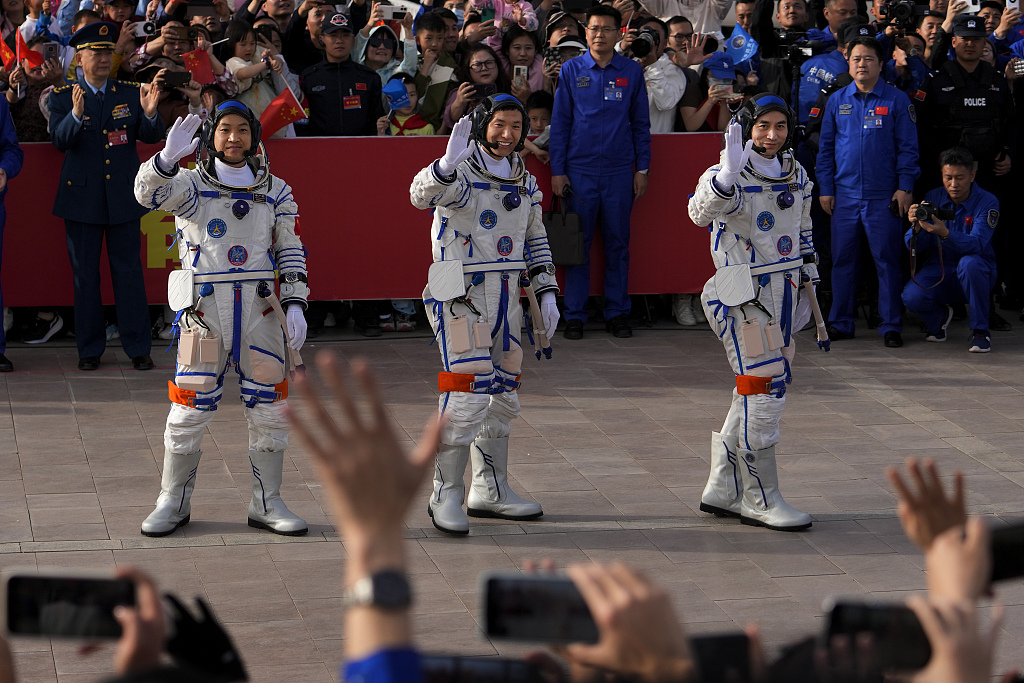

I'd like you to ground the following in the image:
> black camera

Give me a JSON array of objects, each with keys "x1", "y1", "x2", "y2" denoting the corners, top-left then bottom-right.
[
  {"x1": 912, "y1": 201, "x2": 956, "y2": 223},
  {"x1": 881, "y1": 0, "x2": 926, "y2": 30},
  {"x1": 775, "y1": 30, "x2": 826, "y2": 64},
  {"x1": 630, "y1": 26, "x2": 660, "y2": 59}
]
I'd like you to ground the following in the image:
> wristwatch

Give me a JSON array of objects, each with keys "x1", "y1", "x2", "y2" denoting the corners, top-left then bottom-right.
[
  {"x1": 530, "y1": 263, "x2": 556, "y2": 285},
  {"x1": 343, "y1": 571, "x2": 412, "y2": 610},
  {"x1": 282, "y1": 272, "x2": 307, "y2": 284}
]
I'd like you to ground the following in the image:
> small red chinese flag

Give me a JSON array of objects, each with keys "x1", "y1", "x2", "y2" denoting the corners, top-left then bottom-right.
[
  {"x1": 260, "y1": 86, "x2": 305, "y2": 138},
  {"x1": 16, "y1": 31, "x2": 43, "y2": 69},
  {"x1": 182, "y1": 49, "x2": 216, "y2": 85},
  {"x1": 0, "y1": 39, "x2": 14, "y2": 71}
]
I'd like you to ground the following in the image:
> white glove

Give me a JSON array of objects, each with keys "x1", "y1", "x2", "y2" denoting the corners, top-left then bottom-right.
[
  {"x1": 158, "y1": 114, "x2": 202, "y2": 169},
  {"x1": 286, "y1": 304, "x2": 306, "y2": 351},
  {"x1": 437, "y1": 115, "x2": 474, "y2": 175},
  {"x1": 715, "y1": 121, "x2": 753, "y2": 191},
  {"x1": 540, "y1": 291, "x2": 559, "y2": 340}
]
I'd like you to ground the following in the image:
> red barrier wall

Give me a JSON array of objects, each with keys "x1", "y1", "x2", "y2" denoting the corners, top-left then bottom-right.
[{"x1": 5, "y1": 133, "x2": 721, "y2": 306}]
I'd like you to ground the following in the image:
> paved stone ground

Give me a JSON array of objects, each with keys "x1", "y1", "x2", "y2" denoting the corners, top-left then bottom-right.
[{"x1": 1, "y1": 317, "x2": 1023, "y2": 682}]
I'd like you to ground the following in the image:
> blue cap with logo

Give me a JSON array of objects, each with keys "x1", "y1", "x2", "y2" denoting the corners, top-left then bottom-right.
[{"x1": 704, "y1": 52, "x2": 737, "y2": 80}]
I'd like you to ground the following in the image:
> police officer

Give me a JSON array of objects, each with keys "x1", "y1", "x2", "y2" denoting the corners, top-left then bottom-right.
[
  {"x1": 902, "y1": 147, "x2": 1000, "y2": 353},
  {"x1": 298, "y1": 12, "x2": 384, "y2": 137},
  {"x1": 549, "y1": 3, "x2": 652, "y2": 340},
  {"x1": 49, "y1": 22, "x2": 166, "y2": 371},
  {"x1": 817, "y1": 34, "x2": 919, "y2": 347},
  {"x1": 916, "y1": 14, "x2": 1015, "y2": 325}
]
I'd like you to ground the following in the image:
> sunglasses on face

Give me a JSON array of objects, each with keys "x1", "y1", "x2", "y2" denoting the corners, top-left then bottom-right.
[{"x1": 367, "y1": 34, "x2": 396, "y2": 49}]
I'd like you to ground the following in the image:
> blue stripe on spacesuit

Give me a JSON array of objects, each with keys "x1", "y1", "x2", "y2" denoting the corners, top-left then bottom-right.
[
  {"x1": 232, "y1": 284, "x2": 242, "y2": 365},
  {"x1": 437, "y1": 216, "x2": 448, "y2": 240},
  {"x1": 249, "y1": 345, "x2": 284, "y2": 364},
  {"x1": 191, "y1": 247, "x2": 201, "y2": 268},
  {"x1": 491, "y1": 276, "x2": 510, "y2": 347},
  {"x1": 275, "y1": 212, "x2": 299, "y2": 218},
  {"x1": 451, "y1": 356, "x2": 491, "y2": 365},
  {"x1": 743, "y1": 396, "x2": 751, "y2": 450},
  {"x1": 782, "y1": 274, "x2": 793, "y2": 347},
  {"x1": 729, "y1": 319, "x2": 745, "y2": 374}
]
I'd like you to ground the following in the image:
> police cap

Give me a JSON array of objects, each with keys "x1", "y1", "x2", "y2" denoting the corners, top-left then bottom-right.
[
  {"x1": 321, "y1": 12, "x2": 355, "y2": 35},
  {"x1": 69, "y1": 21, "x2": 119, "y2": 51},
  {"x1": 953, "y1": 14, "x2": 988, "y2": 37},
  {"x1": 842, "y1": 23, "x2": 872, "y2": 45}
]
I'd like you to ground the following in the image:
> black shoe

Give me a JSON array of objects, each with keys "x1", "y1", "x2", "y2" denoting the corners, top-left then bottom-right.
[
  {"x1": 78, "y1": 356, "x2": 101, "y2": 371},
  {"x1": 883, "y1": 331, "x2": 903, "y2": 348},
  {"x1": 0, "y1": 354, "x2": 12, "y2": 372},
  {"x1": 605, "y1": 315, "x2": 632, "y2": 338},
  {"x1": 826, "y1": 325, "x2": 855, "y2": 340},
  {"x1": 563, "y1": 319, "x2": 584, "y2": 340},
  {"x1": 23, "y1": 313, "x2": 63, "y2": 344},
  {"x1": 353, "y1": 319, "x2": 382, "y2": 338},
  {"x1": 132, "y1": 355, "x2": 154, "y2": 371},
  {"x1": 990, "y1": 311, "x2": 1012, "y2": 332}
]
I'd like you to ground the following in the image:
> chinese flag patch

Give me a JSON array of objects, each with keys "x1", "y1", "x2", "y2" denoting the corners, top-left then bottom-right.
[
  {"x1": 914, "y1": 90, "x2": 926, "y2": 101},
  {"x1": 875, "y1": 106, "x2": 888, "y2": 115},
  {"x1": 809, "y1": 107, "x2": 820, "y2": 118},
  {"x1": 615, "y1": 77, "x2": 628, "y2": 87},
  {"x1": 355, "y1": 82, "x2": 367, "y2": 90}
]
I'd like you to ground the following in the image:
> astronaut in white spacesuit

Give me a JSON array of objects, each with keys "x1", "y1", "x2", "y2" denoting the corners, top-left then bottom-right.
[
  {"x1": 410, "y1": 95, "x2": 561, "y2": 535},
  {"x1": 134, "y1": 103, "x2": 310, "y2": 537},
  {"x1": 688, "y1": 93, "x2": 826, "y2": 532}
]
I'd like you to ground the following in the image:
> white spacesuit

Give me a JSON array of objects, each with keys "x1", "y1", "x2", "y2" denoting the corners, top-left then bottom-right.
[
  {"x1": 134, "y1": 104, "x2": 310, "y2": 537},
  {"x1": 410, "y1": 96, "x2": 560, "y2": 535},
  {"x1": 688, "y1": 94, "x2": 822, "y2": 531}
]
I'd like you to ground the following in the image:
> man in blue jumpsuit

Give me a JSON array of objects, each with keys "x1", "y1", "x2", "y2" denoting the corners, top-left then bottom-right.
[
  {"x1": 902, "y1": 147, "x2": 1000, "y2": 353},
  {"x1": 549, "y1": 3, "x2": 651, "y2": 340},
  {"x1": 0, "y1": 97, "x2": 22, "y2": 373},
  {"x1": 817, "y1": 34, "x2": 919, "y2": 347},
  {"x1": 48, "y1": 22, "x2": 165, "y2": 371}
]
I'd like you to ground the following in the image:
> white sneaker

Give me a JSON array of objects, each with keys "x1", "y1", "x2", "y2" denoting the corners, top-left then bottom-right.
[
  {"x1": 693, "y1": 296, "x2": 707, "y2": 324},
  {"x1": 105, "y1": 324, "x2": 120, "y2": 341},
  {"x1": 673, "y1": 294, "x2": 697, "y2": 326},
  {"x1": 157, "y1": 324, "x2": 175, "y2": 341},
  {"x1": 2, "y1": 308, "x2": 11, "y2": 334}
]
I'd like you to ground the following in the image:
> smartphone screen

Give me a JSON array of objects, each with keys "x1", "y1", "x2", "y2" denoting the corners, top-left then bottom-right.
[
  {"x1": 514, "y1": 65, "x2": 528, "y2": 82},
  {"x1": 421, "y1": 655, "x2": 544, "y2": 683},
  {"x1": 483, "y1": 575, "x2": 599, "y2": 644},
  {"x1": 826, "y1": 602, "x2": 930, "y2": 671},
  {"x1": 991, "y1": 521, "x2": 1024, "y2": 582},
  {"x1": 690, "y1": 633, "x2": 752, "y2": 683},
  {"x1": 6, "y1": 575, "x2": 135, "y2": 639}
]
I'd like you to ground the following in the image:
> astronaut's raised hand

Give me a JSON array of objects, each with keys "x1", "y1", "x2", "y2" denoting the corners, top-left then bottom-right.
[
  {"x1": 715, "y1": 120, "x2": 753, "y2": 191},
  {"x1": 540, "y1": 291, "x2": 559, "y2": 340},
  {"x1": 437, "y1": 115, "x2": 475, "y2": 176},
  {"x1": 286, "y1": 304, "x2": 307, "y2": 351},
  {"x1": 159, "y1": 114, "x2": 202, "y2": 169}
]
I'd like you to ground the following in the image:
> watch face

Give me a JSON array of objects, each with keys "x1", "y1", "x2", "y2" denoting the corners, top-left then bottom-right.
[
  {"x1": 373, "y1": 571, "x2": 412, "y2": 609},
  {"x1": 281, "y1": 283, "x2": 295, "y2": 297},
  {"x1": 537, "y1": 273, "x2": 550, "y2": 285}
]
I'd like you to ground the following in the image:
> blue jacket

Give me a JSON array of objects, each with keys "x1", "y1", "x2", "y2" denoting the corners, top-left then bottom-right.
[
  {"x1": 49, "y1": 78, "x2": 165, "y2": 224},
  {"x1": 794, "y1": 49, "x2": 847, "y2": 124},
  {"x1": 816, "y1": 78, "x2": 919, "y2": 199},
  {"x1": 905, "y1": 183, "x2": 999, "y2": 263},
  {"x1": 0, "y1": 98, "x2": 24, "y2": 207},
  {"x1": 549, "y1": 51, "x2": 652, "y2": 177}
]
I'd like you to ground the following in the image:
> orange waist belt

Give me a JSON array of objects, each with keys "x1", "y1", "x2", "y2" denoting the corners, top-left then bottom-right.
[
  {"x1": 168, "y1": 379, "x2": 288, "y2": 407},
  {"x1": 438, "y1": 371, "x2": 475, "y2": 393},
  {"x1": 736, "y1": 374, "x2": 773, "y2": 395}
]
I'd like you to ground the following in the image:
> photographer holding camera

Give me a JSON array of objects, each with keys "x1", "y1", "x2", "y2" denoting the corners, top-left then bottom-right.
[
  {"x1": 901, "y1": 147, "x2": 1000, "y2": 352},
  {"x1": 632, "y1": 18, "x2": 687, "y2": 133}
]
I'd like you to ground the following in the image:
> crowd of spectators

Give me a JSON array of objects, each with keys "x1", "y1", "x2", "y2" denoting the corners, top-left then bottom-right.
[{"x1": 0, "y1": 0, "x2": 1019, "y2": 346}]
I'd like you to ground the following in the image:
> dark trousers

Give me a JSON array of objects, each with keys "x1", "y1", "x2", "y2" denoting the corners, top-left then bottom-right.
[
  {"x1": 64, "y1": 219, "x2": 151, "y2": 359},
  {"x1": 0, "y1": 206, "x2": 6, "y2": 354},
  {"x1": 563, "y1": 170, "x2": 635, "y2": 322}
]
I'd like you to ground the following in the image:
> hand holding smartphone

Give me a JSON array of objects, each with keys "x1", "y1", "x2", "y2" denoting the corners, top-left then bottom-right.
[{"x1": 4, "y1": 570, "x2": 136, "y2": 640}]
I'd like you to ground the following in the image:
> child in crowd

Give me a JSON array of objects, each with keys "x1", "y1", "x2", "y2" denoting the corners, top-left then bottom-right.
[
  {"x1": 470, "y1": 0, "x2": 537, "y2": 53},
  {"x1": 223, "y1": 19, "x2": 295, "y2": 137},
  {"x1": 376, "y1": 73, "x2": 435, "y2": 136}
]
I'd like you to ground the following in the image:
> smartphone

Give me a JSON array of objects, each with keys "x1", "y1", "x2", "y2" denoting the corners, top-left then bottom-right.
[
  {"x1": 42, "y1": 42, "x2": 60, "y2": 64},
  {"x1": 472, "y1": 83, "x2": 498, "y2": 98},
  {"x1": 482, "y1": 573, "x2": 599, "y2": 644},
  {"x1": 1009, "y1": 0, "x2": 1021, "y2": 11},
  {"x1": 159, "y1": 71, "x2": 193, "y2": 90},
  {"x1": 690, "y1": 633, "x2": 752, "y2": 683},
  {"x1": 825, "y1": 601, "x2": 931, "y2": 671},
  {"x1": 421, "y1": 655, "x2": 545, "y2": 683},
  {"x1": 480, "y1": 7, "x2": 495, "y2": 22},
  {"x1": 379, "y1": 5, "x2": 407, "y2": 20},
  {"x1": 4, "y1": 571, "x2": 136, "y2": 640},
  {"x1": 990, "y1": 520, "x2": 1024, "y2": 582},
  {"x1": 965, "y1": 0, "x2": 981, "y2": 12},
  {"x1": 513, "y1": 65, "x2": 528, "y2": 83},
  {"x1": 134, "y1": 20, "x2": 157, "y2": 36}
]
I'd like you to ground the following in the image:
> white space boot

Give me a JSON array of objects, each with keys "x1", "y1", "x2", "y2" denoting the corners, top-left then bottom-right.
[
  {"x1": 247, "y1": 451, "x2": 308, "y2": 536},
  {"x1": 673, "y1": 294, "x2": 697, "y2": 326},
  {"x1": 699, "y1": 432, "x2": 741, "y2": 518},
  {"x1": 141, "y1": 450, "x2": 201, "y2": 537},
  {"x1": 467, "y1": 437, "x2": 543, "y2": 520},
  {"x1": 738, "y1": 445, "x2": 811, "y2": 531},
  {"x1": 428, "y1": 444, "x2": 470, "y2": 535}
]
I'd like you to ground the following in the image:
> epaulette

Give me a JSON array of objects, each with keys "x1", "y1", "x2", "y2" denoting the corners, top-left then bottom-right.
[
  {"x1": 54, "y1": 84, "x2": 73, "y2": 93},
  {"x1": 116, "y1": 79, "x2": 142, "y2": 87}
]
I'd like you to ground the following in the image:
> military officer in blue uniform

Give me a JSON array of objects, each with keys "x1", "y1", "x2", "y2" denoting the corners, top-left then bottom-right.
[
  {"x1": 549, "y1": 3, "x2": 651, "y2": 341},
  {"x1": 817, "y1": 34, "x2": 919, "y2": 348},
  {"x1": 902, "y1": 147, "x2": 1000, "y2": 353},
  {"x1": 49, "y1": 21, "x2": 165, "y2": 371}
]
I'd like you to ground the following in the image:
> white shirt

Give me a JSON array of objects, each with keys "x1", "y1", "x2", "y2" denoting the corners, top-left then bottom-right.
[
  {"x1": 644, "y1": 53, "x2": 687, "y2": 134},
  {"x1": 214, "y1": 158, "x2": 256, "y2": 187}
]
